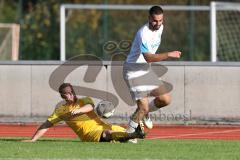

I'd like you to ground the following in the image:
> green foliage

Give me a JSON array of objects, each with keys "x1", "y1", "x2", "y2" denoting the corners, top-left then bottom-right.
[
  {"x1": 0, "y1": 0, "x2": 17, "y2": 23},
  {"x1": 20, "y1": 0, "x2": 60, "y2": 60},
  {"x1": 1, "y1": 0, "x2": 226, "y2": 60},
  {"x1": 64, "y1": 3, "x2": 211, "y2": 61}
]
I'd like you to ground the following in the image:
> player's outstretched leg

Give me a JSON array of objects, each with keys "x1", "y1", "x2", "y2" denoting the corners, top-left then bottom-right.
[{"x1": 101, "y1": 130, "x2": 145, "y2": 143}]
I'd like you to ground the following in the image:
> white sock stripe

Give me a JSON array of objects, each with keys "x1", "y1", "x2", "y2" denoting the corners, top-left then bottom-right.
[{"x1": 128, "y1": 120, "x2": 138, "y2": 128}]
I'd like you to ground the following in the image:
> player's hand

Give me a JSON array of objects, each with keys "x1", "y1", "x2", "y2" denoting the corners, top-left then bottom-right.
[
  {"x1": 21, "y1": 139, "x2": 34, "y2": 142},
  {"x1": 70, "y1": 109, "x2": 81, "y2": 115},
  {"x1": 168, "y1": 51, "x2": 181, "y2": 58}
]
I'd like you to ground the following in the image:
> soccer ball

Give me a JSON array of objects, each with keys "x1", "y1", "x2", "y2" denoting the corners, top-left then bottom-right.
[{"x1": 95, "y1": 100, "x2": 116, "y2": 118}]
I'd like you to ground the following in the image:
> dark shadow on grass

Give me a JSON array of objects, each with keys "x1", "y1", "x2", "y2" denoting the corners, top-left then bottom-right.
[
  {"x1": 0, "y1": 138, "x2": 80, "y2": 143},
  {"x1": 39, "y1": 139, "x2": 80, "y2": 142},
  {"x1": 0, "y1": 138, "x2": 147, "y2": 143},
  {"x1": 0, "y1": 138, "x2": 22, "y2": 142}
]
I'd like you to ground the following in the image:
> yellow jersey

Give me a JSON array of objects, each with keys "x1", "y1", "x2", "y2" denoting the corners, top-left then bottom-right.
[{"x1": 47, "y1": 97, "x2": 124, "y2": 142}]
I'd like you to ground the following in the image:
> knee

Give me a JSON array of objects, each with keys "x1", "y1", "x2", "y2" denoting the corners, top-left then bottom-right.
[
  {"x1": 101, "y1": 130, "x2": 112, "y2": 142},
  {"x1": 155, "y1": 94, "x2": 171, "y2": 107},
  {"x1": 137, "y1": 98, "x2": 149, "y2": 113},
  {"x1": 141, "y1": 106, "x2": 149, "y2": 114}
]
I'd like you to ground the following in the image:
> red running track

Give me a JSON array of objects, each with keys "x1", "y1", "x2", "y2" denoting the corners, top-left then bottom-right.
[{"x1": 1, "y1": 124, "x2": 240, "y2": 140}]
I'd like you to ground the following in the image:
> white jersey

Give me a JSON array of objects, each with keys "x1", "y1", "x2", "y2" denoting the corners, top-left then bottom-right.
[
  {"x1": 126, "y1": 23, "x2": 163, "y2": 63},
  {"x1": 123, "y1": 23, "x2": 164, "y2": 100},
  {"x1": 124, "y1": 23, "x2": 163, "y2": 80}
]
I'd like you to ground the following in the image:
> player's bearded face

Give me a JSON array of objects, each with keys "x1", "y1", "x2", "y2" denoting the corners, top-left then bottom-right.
[
  {"x1": 149, "y1": 14, "x2": 163, "y2": 31},
  {"x1": 61, "y1": 86, "x2": 76, "y2": 103}
]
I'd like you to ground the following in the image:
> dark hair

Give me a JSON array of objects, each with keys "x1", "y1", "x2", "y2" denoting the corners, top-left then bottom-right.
[
  {"x1": 58, "y1": 83, "x2": 77, "y2": 101},
  {"x1": 59, "y1": 83, "x2": 73, "y2": 94},
  {"x1": 149, "y1": 6, "x2": 163, "y2": 15}
]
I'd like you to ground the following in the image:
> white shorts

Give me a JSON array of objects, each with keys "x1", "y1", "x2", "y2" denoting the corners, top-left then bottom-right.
[{"x1": 123, "y1": 63, "x2": 164, "y2": 101}]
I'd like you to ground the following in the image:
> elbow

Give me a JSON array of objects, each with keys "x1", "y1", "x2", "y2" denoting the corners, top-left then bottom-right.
[
  {"x1": 144, "y1": 57, "x2": 153, "y2": 63},
  {"x1": 143, "y1": 53, "x2": 154, "y2": 63}
]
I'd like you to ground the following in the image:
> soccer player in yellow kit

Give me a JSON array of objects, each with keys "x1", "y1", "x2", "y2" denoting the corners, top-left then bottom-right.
[{"x1": 22, "y1": 83, "x2": 144, "y2": 142}]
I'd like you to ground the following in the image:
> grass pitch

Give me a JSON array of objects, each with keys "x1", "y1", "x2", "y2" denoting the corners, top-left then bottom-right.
[{"x1": 0, "y1": 138, "x2": 240, "y2": 160}]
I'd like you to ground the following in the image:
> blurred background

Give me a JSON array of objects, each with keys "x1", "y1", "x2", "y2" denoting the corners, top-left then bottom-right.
[
  {"x1": 0, "y1": 0, "x2": 239, "y2": 61},
  {"x1": 0, "y1": 0, "x2": 239, "y2": 124}
]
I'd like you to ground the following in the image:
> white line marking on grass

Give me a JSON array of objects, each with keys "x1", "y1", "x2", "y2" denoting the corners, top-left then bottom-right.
[{"x1": 148, "y1": 129, "x2": 240, "y2": 139}]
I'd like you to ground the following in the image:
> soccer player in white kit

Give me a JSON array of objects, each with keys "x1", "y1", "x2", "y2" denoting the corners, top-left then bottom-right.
[{"x1": 123, "y1": 6, "x2": 181, "y2": 134}]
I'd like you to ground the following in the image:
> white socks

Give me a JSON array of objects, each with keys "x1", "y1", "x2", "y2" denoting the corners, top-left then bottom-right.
[
  {"x1": 126, "y1": 119, "x2": 138, "y2": 133},
  {"x1": 149, "y1": 100, "x2": 160, "y2": 112},
  {"x1": 126, "y1": 100, "x2": 160, "y2": 133}
]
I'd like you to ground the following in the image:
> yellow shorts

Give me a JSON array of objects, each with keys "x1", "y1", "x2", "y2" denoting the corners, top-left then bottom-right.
[{"x1": 80, "y1": 124, "x2": 125, "y2": 142}]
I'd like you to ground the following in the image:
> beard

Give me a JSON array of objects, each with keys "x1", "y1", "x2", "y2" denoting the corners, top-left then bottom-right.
[
  {"x1": 153, "y1": 25, "x2": 161, "y2": 30},
  {"x1": 149, "y1": 23, "x2": 161, "y2": 31}
]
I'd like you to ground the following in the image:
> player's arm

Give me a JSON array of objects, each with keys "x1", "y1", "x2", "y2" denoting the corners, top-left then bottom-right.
[
  {"x1": 21, "y1": 120, "x2": 53, "y2": 142},
  {"x1": 70, "y1": 104, "x2": 94, "y2": 115},
  {"x1": 143, "y1": 51, "x2": 181, "y2": 63}
]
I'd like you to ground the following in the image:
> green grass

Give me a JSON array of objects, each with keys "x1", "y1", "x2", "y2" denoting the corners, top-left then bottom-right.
[{"x1": 0, "y1": 138, "x2": 240, "y2": 160}]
